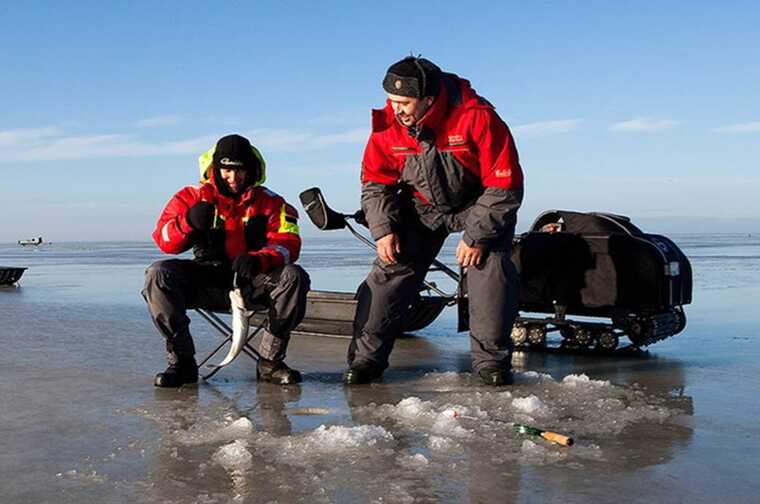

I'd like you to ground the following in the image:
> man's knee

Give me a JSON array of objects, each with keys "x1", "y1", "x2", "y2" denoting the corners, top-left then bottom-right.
[
  {"x1": 144, "y1": 259, "x2": 187, "y2": 294},
  {"x1": 279, "y1": 264, "x2": 311, "y2": 291}
]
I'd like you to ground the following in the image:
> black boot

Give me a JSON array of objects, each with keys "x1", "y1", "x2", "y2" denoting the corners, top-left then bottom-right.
[
  {"x1": 343, "y1": 361, "x2": 384, "y2": 385},
  {"x1": 257, "y1": 359, "x2": 302, "y2": 385},
  {"x1": 478, "y1": 368, "x2": 513, "y2": 386},
  {"x1": 154, "y1": 356, "x2": 198, "y2": 388}
]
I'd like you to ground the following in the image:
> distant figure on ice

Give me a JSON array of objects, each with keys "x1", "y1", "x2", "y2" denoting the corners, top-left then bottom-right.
[
  {"x1": 345, "y1": 56, "x2": 524, "y2": 386},
  {"x1": 143, "y1": 134, "x2": 310, "y2": 387}
]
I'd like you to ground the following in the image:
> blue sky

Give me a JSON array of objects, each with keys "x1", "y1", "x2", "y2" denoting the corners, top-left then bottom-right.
[{"x1": 1, "y1": 1, "x2": 759, "y2": 242}]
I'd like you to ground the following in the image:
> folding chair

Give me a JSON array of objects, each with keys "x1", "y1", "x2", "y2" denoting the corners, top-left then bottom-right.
[{"x1": 194, "y1": 306, "x2": 269, "y2": 380}]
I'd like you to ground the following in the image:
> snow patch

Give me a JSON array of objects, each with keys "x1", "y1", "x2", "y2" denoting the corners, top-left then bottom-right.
[
  {"x1": 264, "y1": 424, "x2": 396, "y2": 467},
  {"x1": 367, "y1": 397, "x2": 474, "y2": 438},
  {"x1": 562, "y1": 374, "x2": 611, "y2": 388},
  {"x1": 305, "y1": 424, "x2": 394, "y2": 450},
  {"x1": 512, "y1": 395, "x2": 550, "y2": 416}
]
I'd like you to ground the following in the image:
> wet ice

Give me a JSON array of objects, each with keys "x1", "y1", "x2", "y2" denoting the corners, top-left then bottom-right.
[{"x1": 5, "y1": 236, "x2": 753, "y2": 503}]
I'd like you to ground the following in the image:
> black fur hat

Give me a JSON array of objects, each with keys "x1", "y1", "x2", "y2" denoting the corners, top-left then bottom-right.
[{"x1": 382, "y1": 56, "x2": 442, "y2": 98}]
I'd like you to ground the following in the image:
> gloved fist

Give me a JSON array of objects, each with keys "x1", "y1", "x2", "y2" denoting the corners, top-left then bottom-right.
[
  {"x1": 186, "y1": 202, "x2": 215, "y2": 231},
  {"x1": 232, "y1": 254, "x2": 261, "y2": 282}
]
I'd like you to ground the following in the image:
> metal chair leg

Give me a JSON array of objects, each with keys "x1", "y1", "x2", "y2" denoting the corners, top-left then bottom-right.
[
  {"x1": 198, "y1": 335, "x2": 233, "y2": 369},
  {"x1": 195, "y1": 308, "x2": 269, "y2": 380}
]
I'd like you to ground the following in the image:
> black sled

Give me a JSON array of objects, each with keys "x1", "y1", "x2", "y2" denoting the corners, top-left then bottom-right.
[
  {"x1": 508, "y1": 210, "x2": 692, "y2": 351},
  {"x1": 297, "y1": 188, "x2": 692, "y2": 352}
]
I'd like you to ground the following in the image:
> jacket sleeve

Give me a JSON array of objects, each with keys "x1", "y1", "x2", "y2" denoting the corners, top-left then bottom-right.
[
  {"x1": 462, "y1": 108, "x2": 524, "y2": 248},
  {"x1": 151, "y1": 186, "x2": 201, "y2": 254},
  {"x1": 360, "y1": 133, "x2": 404, "y2": 240},
  {"x1": 251, "y1": 200, "x2": 302, "y2": 273}
]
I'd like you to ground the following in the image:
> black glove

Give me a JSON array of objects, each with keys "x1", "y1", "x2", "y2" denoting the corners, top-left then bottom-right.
[
  {"x1": 186, "y1": 202, "x2": 215, "y2": 231},
  {"x1": 232, "y1": 254, "x2": 261, "y2": 283}
]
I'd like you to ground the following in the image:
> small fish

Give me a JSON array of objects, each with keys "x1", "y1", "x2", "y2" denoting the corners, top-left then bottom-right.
[{"x1": 208, "y1": 289, "x2": 255, "y2": 369}]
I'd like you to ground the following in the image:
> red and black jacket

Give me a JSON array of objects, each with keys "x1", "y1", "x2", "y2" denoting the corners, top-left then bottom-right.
[
  {"x1": 361, "y1": 73, "x2": 524, "y2": 248},
  {"x1": 152, "y1": 166, "x2": 301, "y2": 273}
]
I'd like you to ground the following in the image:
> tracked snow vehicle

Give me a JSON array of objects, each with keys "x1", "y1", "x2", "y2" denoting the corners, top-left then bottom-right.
[{"x1": 508, "y1": 210, "x2": 692, "y2": 351}]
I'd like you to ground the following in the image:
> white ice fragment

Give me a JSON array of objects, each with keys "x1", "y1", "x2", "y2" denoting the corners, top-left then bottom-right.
[
  {"x1": 520, "y1": 371, "x2": 555, "y2": 381},
  {"x1": 394, "y1": 397, "x2": 433, "y2": 418},
  {"x1": 512, "y1": 395, "x2": 550, "y2": 416},
  {"x1": 268, "y1": 424, "x2": 395, "y2": 467},
  {"x1": 561, "y1": 374, "x2": 610, "y2": 388},
  {"x1": 175, "y1": 417, "x2": 254, "y2": 446},
  {"x1": 398, "y1": 453, "x2": 429, "y2": 469},
  {"x1": 428, "y1": 435, "x2": 454, "y2": 451},
  {"x1": 307, "y1": 424, "x2": 394, "y2": 449},
  {"x1": 218, "y1": 417, "x2": 255, "y2": 439},
  {"x1": 212, "y1": 440, "x2": 253, "y2": 471},
  {"x1": 431, "y1": 414, "x2": 472, "y2": 438}
]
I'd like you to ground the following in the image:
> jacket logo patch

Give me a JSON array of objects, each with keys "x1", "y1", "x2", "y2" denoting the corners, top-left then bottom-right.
[
  {"x1": 391, "y1": 146, "x2": 415, "y2": 151},
  {"x1": 495, "y1": 169, "x2": 512, "y2": 178},
  {"x1": 448, "y1": 134, "x2": 465, "y2": 146}
]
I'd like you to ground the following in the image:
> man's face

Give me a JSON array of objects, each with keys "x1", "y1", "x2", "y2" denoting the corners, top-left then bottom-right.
[
  {"x1": 219, "y1": 167, "x2": 247, "y2": 194},
  {"x1": 387, "y1": 93, "x2": 434, "y2": 127}
]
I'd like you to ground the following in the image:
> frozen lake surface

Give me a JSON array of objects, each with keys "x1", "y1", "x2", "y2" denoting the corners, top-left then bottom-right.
[{"x1": 1, "y1": 234, "x2": 759, "y2": 503}]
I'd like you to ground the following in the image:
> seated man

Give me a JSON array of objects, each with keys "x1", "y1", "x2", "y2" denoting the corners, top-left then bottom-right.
[{"x1": 143, "y1": 134, "x2": 310, "y2": 387}]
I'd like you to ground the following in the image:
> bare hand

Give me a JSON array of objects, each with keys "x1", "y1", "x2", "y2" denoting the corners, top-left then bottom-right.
[
  {"x1": 456, "y1": 240, "x2": 484, "y2": 267},
  {"x1": 376, "y1": 233, "x2": 401, "y2": 264}
]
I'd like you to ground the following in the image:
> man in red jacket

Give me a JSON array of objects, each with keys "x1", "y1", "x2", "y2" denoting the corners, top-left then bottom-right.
[
  {"x1": 345, "y1": 56, "x2": 524, "y2": 386},
  {"x1": 143, "y1": 134, "x2": 310, "y2": 387}
]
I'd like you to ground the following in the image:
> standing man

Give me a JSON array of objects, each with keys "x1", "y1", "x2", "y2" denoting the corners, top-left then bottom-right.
[
  {"x1": 345, "y1": 56, "x2": 524, "y2": 386},
  {"x1": 144, "y1": 134, "x2": 310, "y2": 387}
]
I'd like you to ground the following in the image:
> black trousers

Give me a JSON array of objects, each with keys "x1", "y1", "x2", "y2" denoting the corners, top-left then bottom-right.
[
  {"x1": 143, "y1": 259, "x2": 310, "y2": 364},
  {"x1": 349, "y1": 221, "x2": 519, "y2": 373}
]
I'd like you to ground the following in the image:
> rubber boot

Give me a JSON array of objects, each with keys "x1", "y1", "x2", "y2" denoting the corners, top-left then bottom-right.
[
  {"x1": 343, "y1": 361, "x2": 384, "y2": 385},
  {"x1": 478, "y1": 368, "x2": 513, "y2": 386},
  {"x1": 155, "y1": 356, "x2": 198, "y2": 388},
  {"x1": 257, "y1": 359, "x2": 302, "y2": 385}
]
